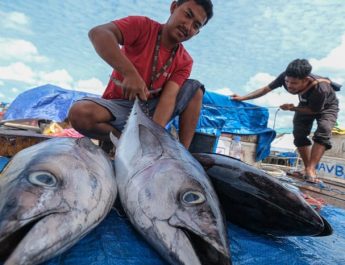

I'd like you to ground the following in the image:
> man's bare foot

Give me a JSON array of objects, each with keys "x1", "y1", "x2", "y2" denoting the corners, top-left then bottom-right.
[{"x1": 303, "y1": 175, "x2": 321, "y2": 184}]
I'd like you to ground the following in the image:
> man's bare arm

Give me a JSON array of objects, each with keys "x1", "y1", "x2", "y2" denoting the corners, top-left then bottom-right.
[
  {"x1": 152, "y1": 81, "x2": 180, "y2": 127},
  {"x1": 280, "y1": 104, "x2": 318, "y2": 114},
  {"x1": 232, "y1": 86, "x2": 272, "y2": 101},
  {"x1": 88, "y1": 22, "x2": 148, "y2": 100}
]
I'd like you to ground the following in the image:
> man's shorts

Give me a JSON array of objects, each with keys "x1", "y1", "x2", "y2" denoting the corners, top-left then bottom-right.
[
  {"x1": 82, "y1": 79, "x2": 204, "y2": 132},
  {"x1": 293, "y1": 108, "x2": 338, "y2": 150}
]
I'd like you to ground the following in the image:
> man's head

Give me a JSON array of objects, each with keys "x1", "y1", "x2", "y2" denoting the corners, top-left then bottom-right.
[
  {"x1": 284, "y1": 59, "x2": 312, "y2": 94},
  {"x1": 165, "y1": 0, "x2": 213, "y2": 44},
  {"x1": 176, "y1": 0, "x2": 213, "y2": 25}
]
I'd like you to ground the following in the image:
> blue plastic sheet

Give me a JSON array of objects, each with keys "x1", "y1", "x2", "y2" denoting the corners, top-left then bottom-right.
[
  {"x1": 277, "y1": 152, "x2": 298, "y2": 166},
  {"x1": 1, "y1": 158, "x2": 344, "y2": 265},
  {"x1": 173, "y1": 91, "x2": 276, "y2": 160},
  {"x1": 4, "y1": 85, "x2": 275, "y2": 160},
  {"x1": 42, "y1": 206, "x2": 345, "y2": 265},
  {"x1": 202, "y1": 91, "x2": 276, "y2": 160},
  {"x1": 0, "y1": 157, "x2": 9, "y2": 170},
  {"x1": 4, "y1": 84, "x2": 97, "y2": 122}
]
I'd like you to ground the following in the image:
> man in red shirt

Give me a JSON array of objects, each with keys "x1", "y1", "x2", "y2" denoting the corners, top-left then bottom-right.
[{"x1": 68, "y1": 0, "x2": 213, "y2": 150}]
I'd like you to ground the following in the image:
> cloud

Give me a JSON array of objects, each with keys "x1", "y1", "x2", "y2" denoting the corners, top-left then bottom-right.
[
  {"x1": 0, "y1": 10, "x2": 31, "y2": 33},
  {"x1": 309, "y1": 34, "x2": 345, "y2": 85},
  {"x1": 0, "y1": 62, "x2": 73, "y2": 88},
  {"x1": 0, "y1": 61, "x2": 104, "y2": 98},
  {"x1": 243, "y1": 73, "x2": 275, "y2": 92},
  {"x1": 0, "y1": 38, "x2": 48, "y2": 63},
  {"x1": 212, "y1": 87, "x2": 234, "y2": 96},
  {"x1": 0, "y1": 62, "x2": 36, "y2": 83},
  {"x1": 11, "y1": 87, "x2": 19, "y2": 93},
  {"x1": 37, "y1": 69, "x2": 74, "y2": 89},
  {"x1": 75, "y1": 78, "x2": 104, "y2": 95},
  {"x1": 309, "y1": 34, "x2": 345, "y2": 127}
]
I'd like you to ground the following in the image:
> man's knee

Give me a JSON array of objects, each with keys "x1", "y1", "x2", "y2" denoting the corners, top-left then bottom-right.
[
  {"x1": 312, "y1": 134, "x2": 332, "y2": 150},
  {"x1": 189, "y1": 87, "x2": 203, "y2": 105},
  {"x1": 173, "y1": 80, "x2": 204, "y2": 117},
  {"x1": 293, "y1": 130, "x2": 312, "y2": 147},
  {"x1": 68, "y1": 102, "x2": 96, "y2": 131},
  {"x1": 312, "y1": 120, "x2": 334, "y2": 150}
]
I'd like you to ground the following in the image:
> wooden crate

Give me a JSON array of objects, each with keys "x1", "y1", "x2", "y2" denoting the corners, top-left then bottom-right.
[{"x1": 0, "y1": 129, "x2": 52, "y2": 156}]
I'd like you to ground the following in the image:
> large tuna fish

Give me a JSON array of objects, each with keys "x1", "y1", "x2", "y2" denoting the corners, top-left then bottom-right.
[
  {"x1": 110, "y1": 99, "x2": 231, "y2": 265},
  {"x1": 192, "y1": 153, "x2": 333, "y2": 237},
  {"x1": 0, "y1": 137, "x2": 117, "y2": 265}
]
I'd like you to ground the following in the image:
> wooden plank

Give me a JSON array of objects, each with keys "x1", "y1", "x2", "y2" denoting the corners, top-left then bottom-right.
[
  {"x1": 259, "y1": 163, "x2": 345, "y2": 209},
  {"x1": 284, "y1": 175, "x2": 345, "y2": 209},
  {"x1": 0, "y1": 129, "x2": 52, "y2": 156},
  {"x1": 298, "y1": 185, "x2": 345, "y2": 210}
]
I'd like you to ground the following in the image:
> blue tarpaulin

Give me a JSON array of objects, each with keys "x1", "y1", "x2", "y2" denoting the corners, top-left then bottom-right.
[
  {"x1": 4, "y1": 85, "x2": 275, "y2": 160},
  {"x1": 0, "y1": 157, "x2": 344, "y2": 265},
  {"x1": 198, "y1": 91, "x2": 276, "y2": 160},
  {"x1": 173, "y1": 91, "x2": 276, "y2": 160},
  {"x1": 4, "y1": 84, "x2": 96, "y2": 122}
]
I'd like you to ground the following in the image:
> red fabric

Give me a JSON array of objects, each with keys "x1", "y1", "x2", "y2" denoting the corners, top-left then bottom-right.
[
  {"x1": 51, "y1": 128, "x2": 84, "y2": 138},
  {"x1": 302, "y1": 193, "x2": 325, "y2": 212},
  {"x1": 102, "y1": 16, "x2": 193, "y2": 99}
]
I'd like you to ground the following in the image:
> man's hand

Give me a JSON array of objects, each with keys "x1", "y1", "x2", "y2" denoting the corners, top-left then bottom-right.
[
  {"x1": 121, "y1": 73, "x2": 149, "y2": 101},
  {"x1": 231, "y1": 94, "x2": 244, "y2": 101},
  {"x1": 280, "y1": 103, "x2": 295, "y2": 111}
]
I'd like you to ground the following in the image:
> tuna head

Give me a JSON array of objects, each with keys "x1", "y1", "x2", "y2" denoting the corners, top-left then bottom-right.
[
  {"x1": 112, "y1": 99, "x2": 231, "y2": 265},
  {"x1": 0, "y1": 137, "x2": 117, "y2": 265}
]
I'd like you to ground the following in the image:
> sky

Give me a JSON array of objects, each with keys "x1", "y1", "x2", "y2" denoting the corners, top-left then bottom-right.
[{"x1": 0, "y1": 0, "x2": 344, "y2": 131}]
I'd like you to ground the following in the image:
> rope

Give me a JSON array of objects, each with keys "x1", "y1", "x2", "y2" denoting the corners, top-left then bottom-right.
[
  {"x1": 202, "y1": 103, "x2": 281, "y2": 110},
  {"x1": 272, "y1": 108, "x2": 280, "y2": 130}
]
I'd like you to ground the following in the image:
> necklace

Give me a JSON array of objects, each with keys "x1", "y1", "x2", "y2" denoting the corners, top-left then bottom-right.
[
  {"x1": 110, "y1": 29, "x2": 178, "y2": 116},
  {"x1": 141, "y1": 29, "x2": 178, "y2": 116},
  {"x1": 149, "y1": 29, "x2": 178, "y2": 92}
]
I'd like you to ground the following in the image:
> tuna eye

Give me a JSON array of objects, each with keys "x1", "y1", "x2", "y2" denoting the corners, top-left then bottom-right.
[
  {"x1": 28, "y1": 171, "x2": 57, "y2": 187},
  {"x1": 182, "y1": 191, "x2": 205, "y2": 205}
]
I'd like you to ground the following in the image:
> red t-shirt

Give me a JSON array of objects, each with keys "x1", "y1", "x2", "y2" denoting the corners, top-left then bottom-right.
[{"x1": 102, "y1": 16, "x2": 193, "y2": 99}]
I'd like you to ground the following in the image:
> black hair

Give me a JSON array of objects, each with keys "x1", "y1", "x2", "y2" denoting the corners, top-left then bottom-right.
[
  {"x1": 176, "y1": 0, "x2": 213, "y2": 25},
  {"x1": 285, "y1": 59, "x2": 312, "y2": 79}
]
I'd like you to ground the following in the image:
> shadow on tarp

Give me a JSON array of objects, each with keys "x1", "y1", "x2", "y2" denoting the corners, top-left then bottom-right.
[{"x1": 1, "y1": 157, "x2": 345, "y2": 265}]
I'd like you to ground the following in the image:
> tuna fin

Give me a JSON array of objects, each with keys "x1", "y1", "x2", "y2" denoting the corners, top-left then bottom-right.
[
  {"x1": 109, "y1": 132, "x2": 119, "y2": 148},
  {"x1": 76, "y1": 137, "x2": 98, "y2": 152},
  {"x1": 139, "y1": 124, "x2": 163, "y2": 157}
]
